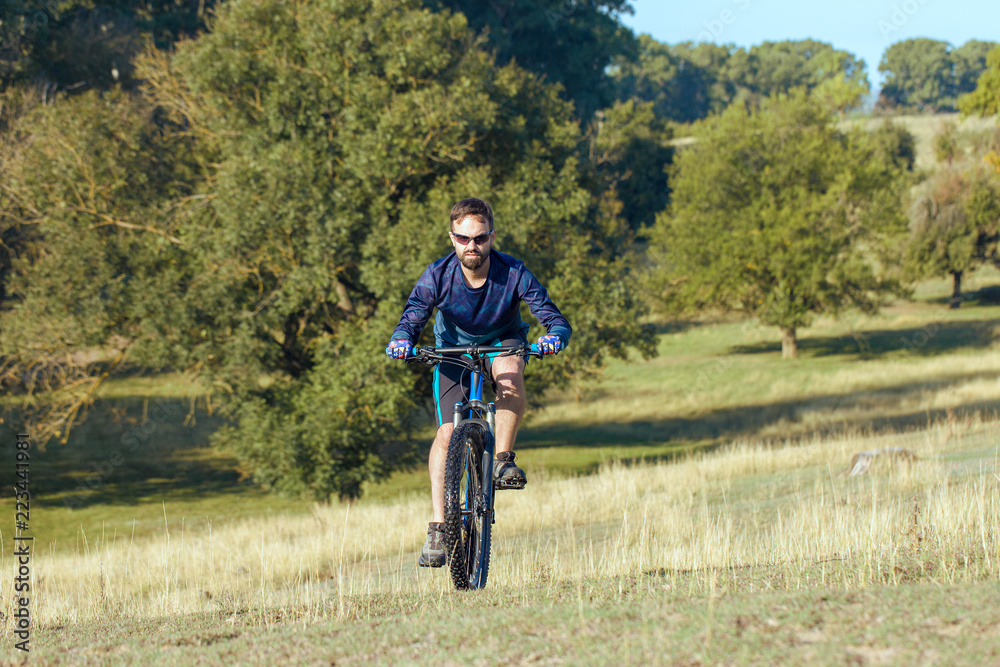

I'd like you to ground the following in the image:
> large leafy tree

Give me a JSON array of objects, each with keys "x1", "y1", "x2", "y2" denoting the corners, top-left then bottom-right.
[
  {"x1": 879, "y1": 39, "x2": 954, "y2": 111},
  {"x1": 952, "y1": 40, "x2": 999, "y2": 99},
  {"x1": 612, "y1": 37, "x2": 735, "y2": 123},
  {"x1": 906, "y1": 166, "x2": 1000, "y2": 308},
  {"x1": 731, "y1": 40, "x2": 869, "y2": 111},
  {"x1": 960, "y1": 45, "x2": 1000, "y2": 117},
  {"x1": 879, "y1": 38, "x2": 998, "y2": 112},
  {"x1": 960, "y1": 45, "x2": 1000, "y2": 176},
  {"x1": 586, "y1": 98, "x2": 673, "y2": 231},
  {"x1": 1, "y1": 0, "x2": 222, "y2": 89},
  {"x1": 0, "y1": 87, "x2": 204, "y2": 442},
  {"x1": 425, "y1": 0, "x2": 636, "y2": 120},
  {"x1": 3, "y1": 0, "x2": 653, "y2": 499},
  {"x1": 648, "y1": 91, "x2": 910, "y2": 358},
  {"x1": 614, "y1": 38, "x2": 869, "y2": 124}
]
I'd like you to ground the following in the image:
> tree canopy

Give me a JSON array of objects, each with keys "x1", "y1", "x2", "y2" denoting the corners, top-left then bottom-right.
[
  {"x1": 879, "y1": 38, "x2": 999, "y2": 112},
  {"x1": 960, "y1": 44, "x2": 1000, "y2": 118},
  {"x1": 612, "y1": 37, "x2": 870, "y2": 123},
  {"x1": 648, "y1": 91, "x2": 911, "y2": 358},
  {"x1": 906, "y1": 165, "x2": 1000, "y2": 307},
  {"x1": 587, "y1": 98, "x2": 673, "y2": 230},
  {"x1": 0, "y1": 0, "x2": 222, "y2": 90},
  {"x1": 424, "y1": 0, "x2": 636, "y2": 120},
  {"x1": 1, "y1": 0, "x2": 654, "y2": 499}
]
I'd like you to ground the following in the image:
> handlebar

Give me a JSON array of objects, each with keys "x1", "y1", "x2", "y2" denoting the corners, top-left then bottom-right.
[{"x1": 405, "y1": 343, "x2": 543, "y2": 367}]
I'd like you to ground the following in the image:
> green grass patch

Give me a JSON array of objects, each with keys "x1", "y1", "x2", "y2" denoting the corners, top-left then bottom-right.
[
  {"x1": 5, "y1": 272, "x2": 1000, "y2": 554},
  {"x1": 12, "y1": 577, "x2": 1000, "y2": 664}
]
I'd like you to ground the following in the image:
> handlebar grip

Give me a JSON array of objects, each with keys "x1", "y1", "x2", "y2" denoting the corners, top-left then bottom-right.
[{"x1": 529, "y1": 343, "x2": 540, "y2": 355}]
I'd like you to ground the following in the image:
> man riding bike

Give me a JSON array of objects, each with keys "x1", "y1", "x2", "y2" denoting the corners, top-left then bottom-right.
[{"x1": 386, "y1": 197, "x2": 571, "y2": 568}]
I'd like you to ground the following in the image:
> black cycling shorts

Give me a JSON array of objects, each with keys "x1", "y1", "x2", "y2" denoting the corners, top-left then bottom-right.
[{"x1": 432, "y1": 334, "x2": 527, "y2": 427}]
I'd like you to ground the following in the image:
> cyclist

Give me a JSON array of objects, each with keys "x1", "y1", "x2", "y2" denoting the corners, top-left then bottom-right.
[{"x1": 386, "y1": 197, "x2": 571, "y2": 568}]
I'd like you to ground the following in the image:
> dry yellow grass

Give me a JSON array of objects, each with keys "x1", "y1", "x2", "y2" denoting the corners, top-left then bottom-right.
[
  {"x1": 3, "y1": 414, "x2": 997, "y2": 629},
  {"x1": 531, "y1": 346, "x2": 1000, "y2": 432},
  {"x1": 842, "y1": 113, "x2": 999, "y2": 170}
]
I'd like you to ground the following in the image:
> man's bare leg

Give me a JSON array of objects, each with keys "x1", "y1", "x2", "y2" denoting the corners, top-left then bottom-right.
[
  {"x1": 491, "y1": 355, "x2": 526, "y2": 455},
  {"x1": 429, "y1": 423, "x2": 453, "y2": 523},
  {"x1": 430, "y1": 355, "x2": 525, "y2": 523}
]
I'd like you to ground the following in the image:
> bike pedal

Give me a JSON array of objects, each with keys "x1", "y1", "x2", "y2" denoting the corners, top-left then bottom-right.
[{"x1": 495, "y1": 479, "x2": 526, "y2": 490}]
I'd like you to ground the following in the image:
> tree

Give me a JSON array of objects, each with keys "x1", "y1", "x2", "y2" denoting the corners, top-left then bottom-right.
[
  {"x1": 960, "y1": 45, "x2": 1000, "y2": 177},
  {"x1": 424, "y1": 0, "x2": 636, "y2": 121},
  {"x1": 731, "y1": 40, "x2": 869, "y2": 108},
  {"x1": 879, "y1": 39, "x2": 999, "y2": 112},
  {"x1": 612, "y1": 37, "x2": 735, "y2": 123},
  {"x1": 613, "y1": 38, "x2": 870, "y2": 123},
  {"x1": 648, "y1": 91, "x2": 910, "y2": 359},
  {"x1": 879, "y1": 38, "x2": 953, "y2": 111},
  {"x1": 3, "y1": 0, "x2": 654, "y2": 499},
  {"x1": 587, "y1": 99, "x2": 673, "y2": 230},
  {"x1": 934, "y1": 121, "x2": 961, "y2": 166},
  {"x1": 0, "y1": 87, "x2": 204, "y2": 442},
  {"x1": 960, "y1": 44, "x2": 1000, "y2": 117},
  {"x1": 952, "y1": 41, "x2": 998, "y2": 97},
  {"x1": 906, "y1": 166, "x2": 1000, "y2": 308},
  {"x1": 1, "y1": 0, "x2": 222, "y2": 90}
]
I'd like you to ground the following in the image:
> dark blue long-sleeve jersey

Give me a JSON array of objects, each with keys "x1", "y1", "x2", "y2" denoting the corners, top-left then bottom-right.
[{"x1": 390, "y1": 250, "x2": 572, "y2": 347}]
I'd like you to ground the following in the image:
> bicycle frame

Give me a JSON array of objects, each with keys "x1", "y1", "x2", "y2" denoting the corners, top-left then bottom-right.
[{"x1": 409, "y1": 343, "x2": 540, "y2": 590}]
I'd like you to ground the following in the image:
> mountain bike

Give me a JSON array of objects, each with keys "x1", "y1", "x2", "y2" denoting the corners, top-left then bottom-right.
[{"x1": 408, "y1": 343, "x2": 542, "y2": 590}]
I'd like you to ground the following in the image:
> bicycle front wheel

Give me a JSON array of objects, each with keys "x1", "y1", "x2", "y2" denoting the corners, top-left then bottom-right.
[{"x1": 443, "y1": 421, "x2": 493, "y2": 590}]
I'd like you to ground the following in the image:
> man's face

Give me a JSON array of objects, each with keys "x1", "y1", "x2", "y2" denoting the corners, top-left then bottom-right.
[{"x1": 450, "y1": 215, "x2": 494, "y2": 271}]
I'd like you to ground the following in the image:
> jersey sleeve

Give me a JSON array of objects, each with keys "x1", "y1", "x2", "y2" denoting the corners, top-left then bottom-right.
[
  {"x1": 517, "y1": 267, "x2": 572, "y2": 346},
  {"x1": 390, "y1": 265, "x2": 438, "y2": 343}
]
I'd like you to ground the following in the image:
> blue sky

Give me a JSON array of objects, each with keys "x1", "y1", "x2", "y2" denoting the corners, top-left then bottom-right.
[{"x1": 617, "y1": 0, "x2": 1000, "y2": 87}]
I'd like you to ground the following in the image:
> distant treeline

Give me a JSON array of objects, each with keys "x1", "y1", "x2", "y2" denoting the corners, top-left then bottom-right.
[{"x1": 879, "y1": 38, "x2": 998, "y2": 113}]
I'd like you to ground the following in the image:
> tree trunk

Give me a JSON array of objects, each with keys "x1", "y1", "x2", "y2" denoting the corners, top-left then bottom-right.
[
  {"x1": 781, "y1": 327, "x2": 798, "y2": 359},
  {"x1": 950, "y1": 271, "x2": 962, "y2": 309}
]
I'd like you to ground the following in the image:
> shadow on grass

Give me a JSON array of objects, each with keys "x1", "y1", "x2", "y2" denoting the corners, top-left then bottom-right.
[
  {"x1": 518, "y1": 369, "x2": 1000, "y2": 459},
  {"x1": 0, "y1": 397, "x2": 243, "y2": 510},
  {"x1": 646, "y1": 320, "x2": 707, "y2": 336},
  {"x1": 926, "y1": 285, "x2": 1000, "y2": 308},
  {"x1": 729, "y1": 318, "x2": 1000, "y2": 359}
]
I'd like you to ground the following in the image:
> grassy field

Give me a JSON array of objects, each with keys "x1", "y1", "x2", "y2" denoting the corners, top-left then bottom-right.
[
  {"x1": 2, "y1": 271, "x2": 1000, "y2": 663},
  {"x1": 842, "y1": 113, "x2": 998, "y2": 171},
  {"x1": 677, "y1": 112, "x2": 999, "y2": 171}
]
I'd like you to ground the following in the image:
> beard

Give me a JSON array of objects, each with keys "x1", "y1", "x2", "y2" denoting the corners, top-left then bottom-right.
[{"x1": 460, "y1": 249, "x2": 487, "y2": 270}]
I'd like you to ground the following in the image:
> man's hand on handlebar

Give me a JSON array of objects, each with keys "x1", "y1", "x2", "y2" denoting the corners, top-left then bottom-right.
[
  {"x1": 386, "y1": 339, "x2": 413, "y2": 359},
  {"x1": 536, "y1": 334, "x2": 563, "y2": 355}
]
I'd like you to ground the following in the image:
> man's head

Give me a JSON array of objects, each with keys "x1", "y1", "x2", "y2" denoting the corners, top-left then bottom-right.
[{"x1": 449, "y1": 198, "x2": 495, "y2": 271}]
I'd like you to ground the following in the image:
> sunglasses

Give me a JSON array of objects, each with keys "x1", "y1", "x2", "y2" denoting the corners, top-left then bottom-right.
[{"x1": 450, "y1": 230, "x2": 494, "y2": 246}]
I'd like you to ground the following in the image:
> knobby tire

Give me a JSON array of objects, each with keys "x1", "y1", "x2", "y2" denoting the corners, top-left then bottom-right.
[{"x1": 443, "y1": 421, "x2": 492, "y2": 590}]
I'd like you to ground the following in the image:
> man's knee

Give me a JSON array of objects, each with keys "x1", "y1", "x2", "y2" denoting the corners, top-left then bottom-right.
[
  {"x1": 434, "y1": 423, "x2": 454, "y2": 445},
  {"x1": 492, "y1": 357, "x2": 524, "y2": 391},
  {"x1": 493, "y1": 365, "x2": 525, "y2": 407}
]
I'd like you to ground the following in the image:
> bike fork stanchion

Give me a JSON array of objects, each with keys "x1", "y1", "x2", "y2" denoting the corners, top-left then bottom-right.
[
  {"x1": 421, "y1": 344, "x2": 542, "y2": 591},
  {"x1": 485, "y1": 404, "x2": 497, "y2": 514}
]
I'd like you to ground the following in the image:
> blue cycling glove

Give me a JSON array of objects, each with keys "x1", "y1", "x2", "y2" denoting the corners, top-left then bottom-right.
[
  {"x1": 536, "y1": 334, "x2": 564, "y2": 355},
  {"x1": 386, "y1": 339, "x2": 413, "y2": 359}
]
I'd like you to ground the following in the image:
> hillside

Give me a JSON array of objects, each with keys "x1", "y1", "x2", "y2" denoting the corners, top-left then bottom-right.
[
  {"x1": 4, "y1": 274, "x2": 1000, "y2": 661},
  {"x1": 843, "y1": 113, "x2": 999, "y2": 169}
]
